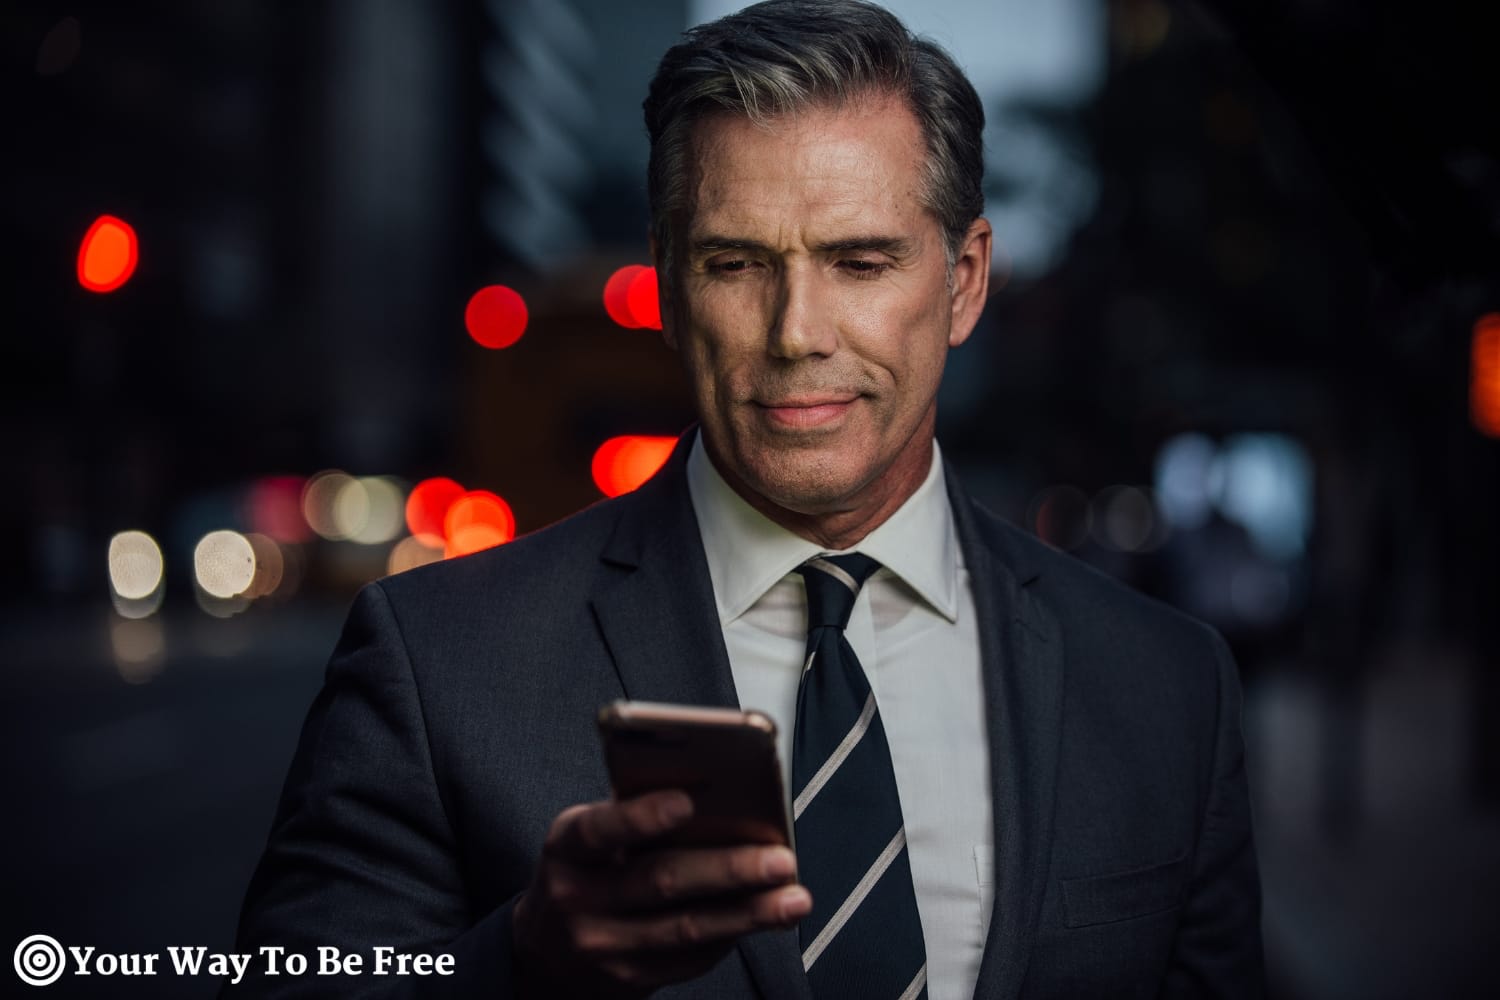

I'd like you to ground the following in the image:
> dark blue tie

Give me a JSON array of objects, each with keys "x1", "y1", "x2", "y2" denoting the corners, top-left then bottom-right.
[{"x1": 792, "y1": 553, "x2": 928, "y2": 1000}]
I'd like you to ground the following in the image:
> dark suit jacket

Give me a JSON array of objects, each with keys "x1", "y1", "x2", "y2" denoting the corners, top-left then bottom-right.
[{"x1": 228, "y1": 439, "x2": 1262, "y2": 998}]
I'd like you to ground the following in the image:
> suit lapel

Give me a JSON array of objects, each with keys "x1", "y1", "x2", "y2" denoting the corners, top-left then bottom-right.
[
  {"x1": 948, "y1": 469, "x2": 1065, "y2": 1000},
  {"x1": 590, "y1": 444, "x2": 738, "y2": 710},
  {"x1": 590, "y1": 435, "x2": 814, "y2": 1000}
]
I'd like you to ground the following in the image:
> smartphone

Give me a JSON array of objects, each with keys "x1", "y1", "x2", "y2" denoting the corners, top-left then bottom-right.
[{"x1": 597, "y1": 701, "x2": 792, "y2": 849}]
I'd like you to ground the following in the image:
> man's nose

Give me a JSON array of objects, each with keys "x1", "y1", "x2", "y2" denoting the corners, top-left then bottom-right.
[{"x1": 767, "y1": 268, "x2": 838, "y2": 360}]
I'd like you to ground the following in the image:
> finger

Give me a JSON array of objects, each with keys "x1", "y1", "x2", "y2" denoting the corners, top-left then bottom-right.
[
  {"x1": 576, "y1": 884, "x2": 813, "y2": 957},
  {"x1": 606, "y1": 844, "x2": 799, "y2": 911},
  {"x1": 545, "y1": 790, "x2": 694, "y2": 864}
]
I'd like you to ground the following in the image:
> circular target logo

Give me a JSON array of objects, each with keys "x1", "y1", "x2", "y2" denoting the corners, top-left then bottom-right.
[{"x1": 13, "y1": 935, "x2": 65, "y2": 987}]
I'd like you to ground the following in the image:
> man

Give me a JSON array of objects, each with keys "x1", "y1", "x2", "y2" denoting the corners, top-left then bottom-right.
[{"x1": 230, "y1": 2, "x2": 1262, "y2": 997}]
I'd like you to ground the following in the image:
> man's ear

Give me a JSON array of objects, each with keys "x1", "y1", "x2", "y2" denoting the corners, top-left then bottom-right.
[
  {"x1": 650, "y1": 233, "x2": 678, "y2": 351},
  {"x1": 947, "y1": 217, "x2": 993, "y2": 349}
]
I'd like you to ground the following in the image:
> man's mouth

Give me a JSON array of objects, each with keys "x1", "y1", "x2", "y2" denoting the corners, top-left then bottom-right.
[{"x1": 753, "y1": 395, "x2": 858, "y2": 431}]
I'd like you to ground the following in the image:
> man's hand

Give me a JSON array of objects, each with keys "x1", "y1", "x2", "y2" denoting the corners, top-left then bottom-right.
[{"x1": 511, "y1": 790, "x2": 811, "y2": 998}]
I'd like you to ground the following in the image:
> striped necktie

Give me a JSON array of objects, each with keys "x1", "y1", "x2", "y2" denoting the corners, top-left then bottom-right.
[{"x1": 792, "y1": 553, "x2": 928, "y2": 1000}]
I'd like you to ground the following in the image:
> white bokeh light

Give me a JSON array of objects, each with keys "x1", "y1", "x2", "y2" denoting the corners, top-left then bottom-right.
[
  {"x1": 1211, "y1": 434, "x2": 1314, "y2": 561},
  {"x1": 108, "y1": 530, "x2": 164, "y2": 600},
  {"x1": 387, "y1": 534, "x2": 444, "y2": 576},
  {"x1": 303, "y1": 470, "x2": 355, "y2": 540},
  {"x1": 194, "y1": 530, "x2": 256, "y2": 599},
  {"x1": 331, "y1": 476, "x2": 370, "y2": 540},
  {"x1": 1155, "y1": 433, "x2": 1218, "y2": 531},
  {"x1": 348, "y1": 476, "x2": 405, "y2": 545}
]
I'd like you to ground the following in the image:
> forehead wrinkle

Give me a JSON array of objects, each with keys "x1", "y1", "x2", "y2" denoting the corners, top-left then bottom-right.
[
  {"x1": 683, "y1": 95, "x2": 931, "y2": 256},
  {"x1": 690, "y1": 158, "x2": 913, "y2": 249}
]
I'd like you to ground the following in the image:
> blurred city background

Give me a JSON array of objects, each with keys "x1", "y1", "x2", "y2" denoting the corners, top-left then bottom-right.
[{"x1": 3, "y1": 0, "x2": 1497, "y2": 996}]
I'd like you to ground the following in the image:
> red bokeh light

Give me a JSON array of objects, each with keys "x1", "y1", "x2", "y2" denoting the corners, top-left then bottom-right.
[
  {"x1": 604, "y1": 265, "x2": 647, "y2": 328},
  {"x1": 78, "y1": 214, "x2": 139, "y2": 293},
  {"x1": 246, "y1": 476, "x2": 312, "y2": 544},
  {"x1": 406, "y1": 477, "x2": 466, "y2": 546},
  {"x1": 1472, "y1": 313, "x2": 1500, "y2": 438},
  {"x1": 592, "y1": 436, "x2": 677, "y2": 497},
  {"x1": 465, "y1": 285, "x2": 528, "y2": 349},
  {"x1": 444, "y1": 490, "x2": 516, "y2": 558},
  {"x1": 626, "y1": 267, "x2": 662, "y2": 330}
]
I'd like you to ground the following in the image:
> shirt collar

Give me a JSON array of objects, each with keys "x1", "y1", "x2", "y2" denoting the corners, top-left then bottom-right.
[{"x1": 686, "y1": 431, "x2": 959, "y2": 625}]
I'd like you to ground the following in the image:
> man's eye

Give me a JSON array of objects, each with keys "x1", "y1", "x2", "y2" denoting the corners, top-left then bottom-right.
[
  {"x1": 840, "y1": 259, "x2": 890, "y2": 278},
  {"x1": 708, "y1": 259, "x2": 756, "y2": 275}
]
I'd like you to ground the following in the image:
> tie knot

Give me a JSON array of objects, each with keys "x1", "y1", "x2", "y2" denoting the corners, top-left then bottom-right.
[{"x1": 797, "y1": 553, "x2": 880, "y2": 631}]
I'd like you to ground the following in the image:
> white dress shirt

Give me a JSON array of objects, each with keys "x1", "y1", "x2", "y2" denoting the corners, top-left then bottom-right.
[{"x1": 686, "y1": 434, "x2": 994, "y2": 1000}]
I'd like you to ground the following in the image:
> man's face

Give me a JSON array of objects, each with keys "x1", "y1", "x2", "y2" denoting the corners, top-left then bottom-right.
[{"x1": 662, "y1": 93, "x2": 991, "y2": 524}]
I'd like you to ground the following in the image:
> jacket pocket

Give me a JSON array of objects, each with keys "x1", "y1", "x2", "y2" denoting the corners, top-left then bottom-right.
[{"x1": 1061, "y1": 854, "x2": 1188, "y2": 928}]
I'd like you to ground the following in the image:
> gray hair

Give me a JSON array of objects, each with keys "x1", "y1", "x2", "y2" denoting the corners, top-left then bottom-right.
[{"x1": 643, "y1": 0, "x2": 985, "y2": 275}]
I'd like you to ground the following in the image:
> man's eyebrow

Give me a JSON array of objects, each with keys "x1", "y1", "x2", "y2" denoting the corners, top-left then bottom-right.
[
  {"x1": 689, "y1": 235, "x2": 917, "y2": 255},
  {"x1": 690, "y1": 236, "x2": 772, "y2": 254},
  {"x1": 812, "y1": 235, "x2": 916, "y2": 256}
]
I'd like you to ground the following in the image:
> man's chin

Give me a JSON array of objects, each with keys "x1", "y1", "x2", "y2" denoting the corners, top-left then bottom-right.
[
  {"x1": 704, "y1": 428, "x2": 870, "y2": 513},
  {"x1": 737, "y1": 460, "x2": 866, "y2": 518}
]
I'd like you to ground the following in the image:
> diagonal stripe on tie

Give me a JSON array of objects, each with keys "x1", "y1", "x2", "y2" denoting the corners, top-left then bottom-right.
[
  {"x1": 898, "y1": 963, "x2": 928, "y2": 1000},
  {"x1": 802, "y1": 827, "x2": 906, "y2": 970},
  {"x1": 793, "y1": 691, "x2": 876, "y2": 820},
  {"x1": 792, "y1": 553, "x2": 927, "y2": 1000}
]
